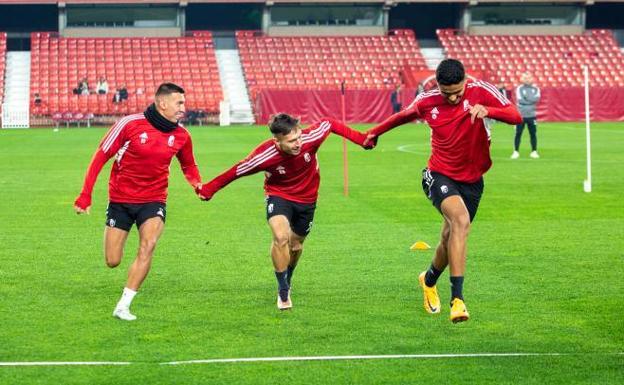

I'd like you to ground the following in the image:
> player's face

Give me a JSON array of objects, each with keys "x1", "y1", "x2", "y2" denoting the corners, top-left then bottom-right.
[
  {"x1": 438, "y1": 80, "x2": 466, "y2": 105},
  {"x1": 275, "y1": 127, "x2": 303, "y2": 155},
  {"x1": 158, "y1": 92, "x2": 186, "y2": 123}
]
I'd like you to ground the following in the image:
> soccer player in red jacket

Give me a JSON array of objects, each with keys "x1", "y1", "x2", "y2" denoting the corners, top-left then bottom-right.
[
  {"x1": 364, "y1": 59, "x2": 522, "y2": 323},
  {"x1": 74, "y1": 83, "x2": 202, "y2": 321},
  {"x1": 199, "y1": 113, "x2": 372, "y2": 310}
]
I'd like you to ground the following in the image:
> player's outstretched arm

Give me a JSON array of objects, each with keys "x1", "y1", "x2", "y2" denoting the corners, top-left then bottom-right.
[
  {"x1": 478, "y1": 81, "x2": 523, "y2": 125},
  {"x1": 365, "y1": 103, "x2": 421, "y2": 146},
  {"x1": 75, "y1": 119, "x2": 130, "y2": 215},
  {"x1": 74, "y1": 150, "x2": 111, "y2": 215},
  {"x1": 482, "y1": 104, "x2": 522, "y2": 125},
  {"x1": 176, "y1": 135, "x2": 202, "y2": 190},
  {"x1": 325, "y1": 118, "x2": 376, "y2": 149},
  {"x1": 197, "y1": 166, "x2": 236, "y2": 201},
  {"x1": 197, "y1": 143, "x2": 271, "y2": 201}
]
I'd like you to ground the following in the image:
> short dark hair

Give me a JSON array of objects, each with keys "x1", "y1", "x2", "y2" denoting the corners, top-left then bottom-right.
[
  {"x1": 268, "y1": 113, "x2": 300, "y2": 136},
  {"x1": 156, "y1": 83, "x2": 185, "y2": 97},
  {"x1": 436, "y1": 59, "x2": 465, "y2": 86}
]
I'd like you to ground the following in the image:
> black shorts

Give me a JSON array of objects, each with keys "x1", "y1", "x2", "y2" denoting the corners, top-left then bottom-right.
[
  {"x1": 421, "y1": 169, "x2": 484, "y2": 222},
  {"x1": 105, "y1": 202, "x2": 166, "y2": 231},
  {"x1": 266, "y1": 195, "x2": 316, "y2": 237}
]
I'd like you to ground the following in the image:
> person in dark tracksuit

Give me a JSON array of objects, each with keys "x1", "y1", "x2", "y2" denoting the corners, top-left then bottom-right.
[
  {"x1": 390, "y1": 85, "x2": 402, "y2": 113},
  {"x1": 511, "y1": 73, "x2": 541, "y2": 159}
]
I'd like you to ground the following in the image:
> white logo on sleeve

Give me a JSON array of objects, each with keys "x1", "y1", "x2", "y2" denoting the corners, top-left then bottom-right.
[
  {"x1": 168, "y1": 135, "x2": 175, "y2": 147},
  {"x1": 441, "y1": 185, "x2": 448, "y2": 194},
  {"x1": 139, "y1": 132, "x2": 148, "y2": 144}
]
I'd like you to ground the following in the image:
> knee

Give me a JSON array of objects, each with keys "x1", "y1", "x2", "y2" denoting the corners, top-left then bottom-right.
[
  {"x1": 138, "y1": 238, "x2": 157, "y2": 258},
  {"x1": 272, "y1": 233, "x2": 289, "y2": 249},
  {"x1": 104, "y1": 251, "x2": 122, "y2": 268},
  {"x1": 450, "y1": 215, "x2": 471, "y2": 237},
  {"x1": 105, "y1": 258, "x2": 121, "y2": 268}
]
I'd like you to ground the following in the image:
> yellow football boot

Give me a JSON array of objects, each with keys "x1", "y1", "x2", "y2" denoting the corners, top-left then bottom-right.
[
  {"x1": 418, "y1": 271, "x2": 441, "y2": 314},
  {"x1": 450, "y1": 298, "x2": 470, "y2": 323}
]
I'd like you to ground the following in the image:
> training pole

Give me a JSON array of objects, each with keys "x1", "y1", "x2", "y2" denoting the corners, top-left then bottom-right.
[
  {"x1": 341, "y1": 80, "x2": 349, "y2": 197},
  {"x1": 583, "y1": 65, "x2": 592, "y2": 193}
]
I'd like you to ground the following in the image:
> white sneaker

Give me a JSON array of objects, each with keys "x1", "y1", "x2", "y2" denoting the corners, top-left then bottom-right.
[
  {"x1": 510, "y1": 151, "x2": 520, "y2": 159},
  {"x1": 277, "y1": 290, "x2": 292, "y2": 310},
  {"x1": 530, "y1": 151, "x2": 540, "y2": 159},
  {"x1": 113, "y1": 307, "x2": 137, "y2": 321}
]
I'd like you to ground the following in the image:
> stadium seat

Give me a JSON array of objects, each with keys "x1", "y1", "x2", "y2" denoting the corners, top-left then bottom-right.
[
  {"x1": 437, "y1": 28, "x2": 624, "y2": 88},
  {"x1": 236, "y1": 29, "x2": 428, "y2": 97},
  {"x1": 30, "y1": 32, "x2": 223, "y2": 118}
]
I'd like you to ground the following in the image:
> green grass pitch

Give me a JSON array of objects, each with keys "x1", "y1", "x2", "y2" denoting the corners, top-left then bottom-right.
[{"x1": 0, "y1": 121, "x2": 622, "y2": 384}]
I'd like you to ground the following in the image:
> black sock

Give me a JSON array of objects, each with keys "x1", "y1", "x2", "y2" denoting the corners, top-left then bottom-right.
[
  {"x1": 286, "y1": 264, "x2": 296, "y2": 286},
  {"x1": 424, "y1": 264, "x2": 443, "y2": 287},
  {"x1": 275, "y1": 270, "x2": 289, "y2": 301},
  {"x1": 450, "y1": 276, "x2": 464, "y2": 302}
]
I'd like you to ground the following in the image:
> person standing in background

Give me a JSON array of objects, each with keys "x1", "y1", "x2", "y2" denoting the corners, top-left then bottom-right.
[
  {"x1": 511, "y1": 73, "x2": 541, "y2": 159},
  {"x1": 390, "y1": 84, "x2": 402, "y2": 113}
]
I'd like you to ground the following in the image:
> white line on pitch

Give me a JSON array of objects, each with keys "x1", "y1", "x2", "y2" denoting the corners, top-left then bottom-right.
[
  {"x1": 2, "y1": 352, "x2": 621, "y2": 367},
  {"x1": 397, "y1": 144, "x2": 427, "y2": 155},
  {"x1": 0, "y1": 361, "x2": 130, "y2": 367},
  {"x1": 163, "y1": 352, "x2": 621, "y2": 365}
]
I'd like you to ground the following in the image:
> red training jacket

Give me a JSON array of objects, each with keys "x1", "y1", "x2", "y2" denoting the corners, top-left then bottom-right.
[
  {"x1": 369, "y1": 79, "x2": 523, "y2": 183},
  {"x1": 75, "y1": 113, "x2": 201, "y2": 209},
  {"x1": 201, "y1": 118, "x2": 367, "y2": 204}
]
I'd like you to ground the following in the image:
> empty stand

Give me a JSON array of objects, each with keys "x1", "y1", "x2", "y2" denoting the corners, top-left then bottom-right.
[
  {"x1": 236, "y1": 29, "x2": 428, "y2": 99},
  {"x1": 437, "y1": 29, "x2": 624, "y2": 88},
  {"x1": 30, "y1": 31, "x2": 223, "y2": 117}
]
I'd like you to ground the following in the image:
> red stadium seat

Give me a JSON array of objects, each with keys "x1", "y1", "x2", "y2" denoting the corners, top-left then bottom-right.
[
  {"x1": 436, "y1": 28, "x2": 624, "y2": 88},
  {"x1": 236, "y1": 29, "x2": 427, "y2": 95},
  {"x1": 29, "y1": 32, "x2": 223, "y2": 117}
]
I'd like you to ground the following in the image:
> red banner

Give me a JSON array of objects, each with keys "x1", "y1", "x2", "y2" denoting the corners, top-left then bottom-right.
[
  {"x1": 535, "y1": 87, "x2": 624, "y2": 121},
  {"x1": 255, "y1": 89, "x2": 419, "y2": 124},
  {"x1": 255, "y1": 87, "x2": 624, "y2": 123}
]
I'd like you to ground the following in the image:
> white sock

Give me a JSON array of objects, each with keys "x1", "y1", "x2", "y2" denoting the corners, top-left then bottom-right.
[{"x1": 115, "y1": 287, "x2": 137, "y2": 310}]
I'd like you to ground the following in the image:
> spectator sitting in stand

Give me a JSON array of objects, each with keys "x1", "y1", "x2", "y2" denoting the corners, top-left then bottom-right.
[
  {"x1": 112, "y1": 90, "x2": 121, "y2": 103},
  {"x1": 119, "y1": 85, "x2": 128, "y2": 101},
  {"x1": 80, "y1": 78, "x2": 90, "y2": 95},
  {"x1": 96, "y1": 77, "x2": 109, "y2": 95},
  {"x1": 74, "y1": 78, "x2": 89, "y2": 95}
]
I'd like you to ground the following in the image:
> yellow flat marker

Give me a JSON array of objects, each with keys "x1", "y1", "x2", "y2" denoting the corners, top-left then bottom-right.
[{"x1": 410, "y1": 241, "x2": 431, "y2": 251}]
